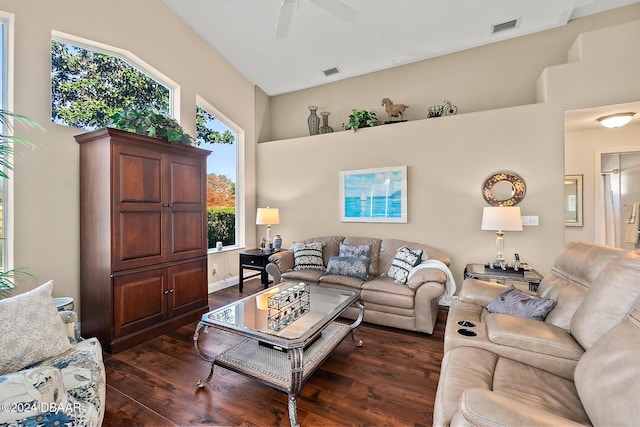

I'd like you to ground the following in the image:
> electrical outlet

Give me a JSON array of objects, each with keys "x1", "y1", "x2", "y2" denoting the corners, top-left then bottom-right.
[
  {"x1": 521, "y1": 216, "x2": 539, "y2": 226},
  {"x1": 212, "y1": 264, "x2": 217, "y2": 276}
]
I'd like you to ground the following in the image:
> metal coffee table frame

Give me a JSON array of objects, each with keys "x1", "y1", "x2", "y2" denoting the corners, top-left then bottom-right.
[{"x1": 193, "y1": 283, "x2": 364, "y2": 427}]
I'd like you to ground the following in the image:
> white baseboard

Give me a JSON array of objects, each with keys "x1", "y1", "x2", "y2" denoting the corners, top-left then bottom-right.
[{"x1": 208, "y1": 276, "x2": 239, "y2": 294}]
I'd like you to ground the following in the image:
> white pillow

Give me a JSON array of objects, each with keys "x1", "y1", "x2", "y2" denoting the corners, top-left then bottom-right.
[{"x1": 0, "y1": 280, "x2": 72, "y2": 375}]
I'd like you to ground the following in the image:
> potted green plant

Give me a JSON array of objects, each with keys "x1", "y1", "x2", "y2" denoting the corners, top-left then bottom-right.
[
  {"x1": 0, "y1": 109, "x2": 41, "y2": 298},
  {"x1": 111, "y1": 109, "x2": 195, "y2": 145},
  {"x1": 342, "y1": 109, "x2": 379, "y2": 132}
]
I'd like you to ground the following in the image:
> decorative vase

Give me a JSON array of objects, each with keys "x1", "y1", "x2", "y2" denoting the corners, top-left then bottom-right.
[
  {"x1": 273, "y1": 234, "x2": 282, "y2": 251},
  {"x1": 307, "y1": 106, "x2": 320, "y2": 135},
  {"x1": 319, "y1": 111, "x2": 333, "y2": 134}
]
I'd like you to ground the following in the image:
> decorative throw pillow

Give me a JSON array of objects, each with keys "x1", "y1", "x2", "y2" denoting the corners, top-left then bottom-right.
[
  {"x1": 0, "y1": 280, "x2": 72, "y2": 376},
  {"x1": 487, "y1": 285, "x2": 556, "y2": 321},
  {"x1": 387, "y1": 247, "x2": 424, "y2": 284},
  {"x1": 292, "y1": 241, "x2": 325, "y2": 271},
  {"x1": 326, "y1": 256, "x2": 371, "y2": 280},
  {"x1": 339, "y1": 243, "x2": 372, "y2": 259}
]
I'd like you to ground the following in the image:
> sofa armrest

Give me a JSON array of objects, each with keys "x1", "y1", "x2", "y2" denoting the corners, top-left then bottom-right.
[
  {"x1": 458, "y1": 388, "x2": 585, "y2": 427},
  {"x1": 0, "y1": 366, "x2": 68, "y2": 424},
  {"x1": 407, "y1": 268, "x2": 446, "y2": 290},
  {"x1": 268, "y1": 250, "x2": 294, "y2": 272},
  {"x1": 59, "y1": 310, "x2": 82, "y2": 343},
  {"x1": 486, "y1": 313, "x2": 584, "y2": 359},
  {"x1": 457, "y1": 278, "x2": 507, "y2": 306}
]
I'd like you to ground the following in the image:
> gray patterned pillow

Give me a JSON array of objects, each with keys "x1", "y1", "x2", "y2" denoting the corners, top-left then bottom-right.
[
  {"x1": 487, "y1": 285, "x2": 556, "y2": 321},
  {"x1": 339, "y1": 243, "x2": 372, "y2": 258},
  {"x1": 0, "y1": 280, "x2": 72, "y2": 375},
  {"x1": 387, "y1": 247, "x2": 424, "y2": 284},
  {"x1": 326, "y1": 256, "x2": 371, "y2": 280},
  {"x1": 292, "y1": 241, "x2": 325, "y2": 271}
]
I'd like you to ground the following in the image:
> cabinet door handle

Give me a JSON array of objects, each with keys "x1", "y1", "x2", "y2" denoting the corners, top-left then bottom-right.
[
  {"x1": 164, "y1": 290, "x2": 169, "y2": 295},
  {"x1": 162, "y1": 203, "x2": 174, "y2": 207},
  {"x1": 169, "y1": 289, "x2": 174, "y2": 293}
]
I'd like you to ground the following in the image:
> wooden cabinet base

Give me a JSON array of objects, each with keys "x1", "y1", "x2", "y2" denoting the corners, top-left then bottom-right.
[{"x1": 110, "y1": 307, "x2": 207, "y2": 354}]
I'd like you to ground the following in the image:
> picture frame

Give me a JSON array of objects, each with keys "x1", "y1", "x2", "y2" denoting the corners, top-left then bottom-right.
[
  {"x1": 339, "y1": 166, "x2": 407, "y2": 223},
  {"x1": 564, "y1": 174, "x2": 583, "y2": 227}
]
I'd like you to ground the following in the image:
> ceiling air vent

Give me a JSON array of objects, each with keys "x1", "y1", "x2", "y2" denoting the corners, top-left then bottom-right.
[
  {"x1": 323, "y1": 67, "x2": 340, "y2": 77},
  {"x1": 493, "y1": 19, "x2": 518, "y2": 34}
]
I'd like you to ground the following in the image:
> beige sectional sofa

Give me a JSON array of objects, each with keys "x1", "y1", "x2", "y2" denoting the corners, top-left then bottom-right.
[
  {"x1": 434, "y1": 242, "x2": 640, "y2": 426},
  {"x1": 266, "y1": 235, "x2": 453, "y2": 334}
]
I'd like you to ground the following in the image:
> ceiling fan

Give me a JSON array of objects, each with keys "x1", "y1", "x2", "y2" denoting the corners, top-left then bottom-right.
[{"x1": 275, "y1": 0, "x2": 358, "y2": 39}]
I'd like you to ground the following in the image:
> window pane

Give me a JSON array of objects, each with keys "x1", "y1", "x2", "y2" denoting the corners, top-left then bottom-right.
[
  {"x1": 196, "y1": 105, "x2": 237, "y2": 249},
  {"x1": 51, "y1": 39, "x2": 170, "y2": 129},
  {"x1": 0, "y1": 20, "x2": 6, "y2": 272}
]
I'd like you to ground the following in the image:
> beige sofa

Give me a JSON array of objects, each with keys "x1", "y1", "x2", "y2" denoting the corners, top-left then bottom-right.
[
  {"x1": 434, "y1": 243, "x2": 640, "y2": 426},
  {"x1": 266, "y1": 236, "x2": 453, "y2": 334}
]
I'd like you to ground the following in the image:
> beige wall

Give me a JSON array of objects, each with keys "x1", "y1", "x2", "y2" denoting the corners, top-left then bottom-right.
[
  {"x1": 267, "y1": 4, "x2": 640, "y2": 142},
  {"x1": 3, "y1": 0, "x2": 640, "y2": 309},
  {"x1": 257, "y1": 15, "x2": 640, "y2": 287},
  {"x1": 1, "y1": 0, "x2": 257, "y2": 307},
  {"x1": 565, "y1": 122, "x2": 640, "y2": 244}
]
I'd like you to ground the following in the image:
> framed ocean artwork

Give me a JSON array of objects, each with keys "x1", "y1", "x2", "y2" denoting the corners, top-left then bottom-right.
[{"x1": 339, "y1": 166, "x2": 407, "y2": 223}]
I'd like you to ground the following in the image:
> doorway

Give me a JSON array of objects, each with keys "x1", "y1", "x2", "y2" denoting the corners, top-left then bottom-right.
[{"x1": 600, "y1": 151, "x2": 640, "y2": 250}]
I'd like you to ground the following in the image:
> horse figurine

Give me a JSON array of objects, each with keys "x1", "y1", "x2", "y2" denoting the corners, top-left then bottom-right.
[{"x1": 381, "y1": 98, "x2": 409, "y2": 121}]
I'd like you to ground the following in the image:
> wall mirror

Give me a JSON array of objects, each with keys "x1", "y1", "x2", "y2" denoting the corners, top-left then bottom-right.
[
  {"x1": 564, "y1": 174, "x2": 583, "y2": 226},
  {"x1": 482, "y1": 171, "x2": 526, "y2": 206}
]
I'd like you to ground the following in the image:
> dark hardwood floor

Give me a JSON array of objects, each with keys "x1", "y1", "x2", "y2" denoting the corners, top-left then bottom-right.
[{"x1": 103, "y1": 279, "x2": 447, "y2": 426}]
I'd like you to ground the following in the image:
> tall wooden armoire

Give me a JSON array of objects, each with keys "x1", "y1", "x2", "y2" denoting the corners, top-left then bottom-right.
[{"x1": 75, "y1": 128, "x2": 210, "y2": 353}]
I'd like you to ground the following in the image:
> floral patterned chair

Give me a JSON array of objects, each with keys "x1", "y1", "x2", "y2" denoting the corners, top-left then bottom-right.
[{"x1": 0, "y1": 281, "x2": 105, "y2": 426}]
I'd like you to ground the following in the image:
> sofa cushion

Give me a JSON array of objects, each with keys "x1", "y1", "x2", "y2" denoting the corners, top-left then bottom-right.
[
  {"x1": 326, "y1": 255, "x2": 371, "y2": 280},
  {"x1": 339, "y1": 242, "x2": 372, "y2": 258},
  {"x1": 571, "y1": 249, "x2": 640, "y2": 350},
  {"x1": 282, "y1": 269, "x2": 325, "y2": 283},
  {"x1": 486, "y1": 285, "x2": 555, "y2": 321},
  {"x1": 292, "y1": 241, "x2": 325, "y2": 270},
  {"x1": 0, "y1": 281, "x2": 72, "y2": 376},
  {"x1": 387, "y1": 247, "x2": 423, "y2": 284},
  {"x1": 574, "y1": 304, "x2": 640, "y2": 426},
  {"x1": 319, "y1": 274, "x2": 364, "y2": 290}
]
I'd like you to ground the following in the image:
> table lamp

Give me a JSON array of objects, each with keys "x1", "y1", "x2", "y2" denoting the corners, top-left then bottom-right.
[
  {"x1": 256, "y1": 207, "x2": 280, "y2": 252},
  {"x1": 481, "y1": 206, "x2": 522, "y2": 266}
]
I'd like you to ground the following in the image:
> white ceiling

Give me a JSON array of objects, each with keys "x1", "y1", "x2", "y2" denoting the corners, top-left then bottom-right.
[
  {"x1": 565, "y1": 101, "x2": 640, "y2": 131},
  {"x1": 164, "y1": 0, "x2": 639, "y2": 96}
]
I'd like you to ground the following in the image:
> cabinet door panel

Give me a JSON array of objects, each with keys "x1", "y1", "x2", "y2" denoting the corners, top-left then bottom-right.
[
  {"x1": 166, "y1": 154, "x2": 208, "y2": 260},
  {"x1": 113, "y1": 269, "x2": 168, "y2": 337},
  {"x1": 168, "y1": 158, "x2": 204, "y2": 205},
  {"x1": 168, "y1": 259, "x2": 208, "y2": 317},
  {"x1": 113, "y1": 145, "x2": 166, "y2": 270},
  {"x1": 117, "y1": 151, "x2": 162, "y2": 203}
]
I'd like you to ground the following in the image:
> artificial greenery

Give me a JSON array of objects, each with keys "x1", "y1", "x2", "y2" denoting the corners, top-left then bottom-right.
[
  {"x1": 342, "y1": 109, "x2": 378, "y2": 132},
  {"x1": 0, "y1": 268, "x2": 34, "y2": 299},
  {"x1": 0, "y1": 110, "x2": 43, "y2": 179},
  {"x1": 112, "y1": 109, "x2": 194, "y2": 145}
]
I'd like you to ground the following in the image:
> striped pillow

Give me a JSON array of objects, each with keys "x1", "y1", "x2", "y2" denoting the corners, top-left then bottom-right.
[
  {"x1": 293, "y1": 241, "x2": 325, "y2": 271},
  {"x1": 387, "y1": 247, "x2": 423, "y2": 284}
]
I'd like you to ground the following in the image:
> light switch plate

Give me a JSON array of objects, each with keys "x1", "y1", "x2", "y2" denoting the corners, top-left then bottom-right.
[{"x1": 522, "y1": 216, "x2": 539, "y2": 226}]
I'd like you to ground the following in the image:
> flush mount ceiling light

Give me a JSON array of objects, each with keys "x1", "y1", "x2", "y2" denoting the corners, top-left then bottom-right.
[{"x1": 597, "y1": 112, "x2": 636, "y2": 128}]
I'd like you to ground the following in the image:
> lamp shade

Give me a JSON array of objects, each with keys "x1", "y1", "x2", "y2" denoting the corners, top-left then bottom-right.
[
  {"x1": 256, "y1": 207, "x2": 280, "y2": 225},
  {"x1": 481, "y1": 207, "x2": 523, "y2": 231}
]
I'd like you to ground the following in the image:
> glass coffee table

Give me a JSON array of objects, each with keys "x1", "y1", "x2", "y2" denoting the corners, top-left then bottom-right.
[{"x1": 193, "y1": 282, "x2": 364, "y2": 427}]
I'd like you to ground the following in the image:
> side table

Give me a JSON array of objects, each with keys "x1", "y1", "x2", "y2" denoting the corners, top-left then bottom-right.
[
  {"x1": 239, "y1": 249, "x2": 279, "y2": 292},
  {"x1": 464, "y1": 263, "x2": 544, "y2": 292}
]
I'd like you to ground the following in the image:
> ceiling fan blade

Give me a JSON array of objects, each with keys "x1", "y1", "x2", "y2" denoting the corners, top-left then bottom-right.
[
  {"x1": 275, "y1": 0, "x2": 296, "y2": 39},
  {"x1": 309, "y1": 0, "x2": 358, "y2": 22}
]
